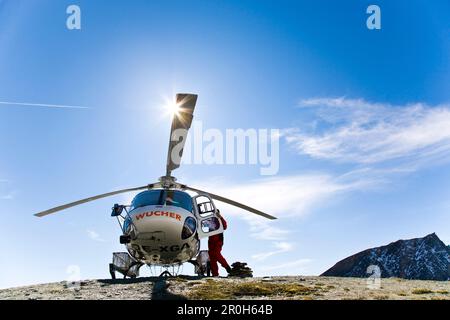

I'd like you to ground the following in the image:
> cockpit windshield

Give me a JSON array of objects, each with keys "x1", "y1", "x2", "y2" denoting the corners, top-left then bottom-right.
[{"x1": 130, "y1": 190, "x2": 193, "y2": 212}]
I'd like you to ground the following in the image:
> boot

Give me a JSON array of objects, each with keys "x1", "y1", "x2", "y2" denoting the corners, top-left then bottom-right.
[{"x1": 225, "y1": 265, "x2": 232, "y2": 274}]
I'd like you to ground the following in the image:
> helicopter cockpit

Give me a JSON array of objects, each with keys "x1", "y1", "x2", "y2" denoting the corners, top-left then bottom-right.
[
  {"x1": 130, "y1": 189, "x2": 193, "y2": 212},
  {"x1": 118, "y1": 189, "x2": 195, "y2": 235},
  {"x1": 113, "y1": 188, "x2": 225, "y2": 241}
]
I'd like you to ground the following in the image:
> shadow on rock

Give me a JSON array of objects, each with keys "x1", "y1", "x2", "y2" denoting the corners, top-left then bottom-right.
[{"x1": 98, "y1": 276, "x2": 203, "y2": 300}]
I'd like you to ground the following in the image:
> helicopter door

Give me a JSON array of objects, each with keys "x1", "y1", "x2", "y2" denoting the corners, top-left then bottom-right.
[{"x1": 193, "y1": 194, "x2": 224, "y2": 238}]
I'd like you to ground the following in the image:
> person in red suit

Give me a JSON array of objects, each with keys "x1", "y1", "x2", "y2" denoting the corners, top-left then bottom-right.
[{"x1": 208, "y1": 210, "x2": 232, "y2": 277}]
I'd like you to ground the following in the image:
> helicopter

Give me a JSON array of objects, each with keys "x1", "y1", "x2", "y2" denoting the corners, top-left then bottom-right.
[{"x1": 35, "y1": 93, "x2": 276, "y2": 277}]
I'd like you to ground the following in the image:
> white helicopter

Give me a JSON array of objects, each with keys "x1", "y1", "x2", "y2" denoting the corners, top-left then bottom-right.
[{"x1": 35, "y1": 93, "x2": 276, "y2": 277}]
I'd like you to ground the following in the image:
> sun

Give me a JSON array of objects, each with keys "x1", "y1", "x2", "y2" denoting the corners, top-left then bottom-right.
[
  {"x1": 168, "y1": 101, "x2": 181, "y2": 116},
  {"x1": 161, "y1": 96, "x2": 181, "y2": 118}
]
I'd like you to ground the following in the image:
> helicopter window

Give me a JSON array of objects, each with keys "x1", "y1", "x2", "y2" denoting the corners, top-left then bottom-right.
[
  {"x1": 196, "y1": 196, "x2": 216, "y2": 217},
  {"x1": 130, "y1": 190, "x2": 193, "y2": 212},
  {"x1": 201, "y1": 217, "x2": 221, "y2": 233},
  {"x1": 130, "y1": 190, "x2": 165, "y2": 211},
  {"x1": 164, "y1": 190, "x2": 193, "y2": 212},
  {"x1": 181, "y1": 217, "x2": 197, "y2": 239}
]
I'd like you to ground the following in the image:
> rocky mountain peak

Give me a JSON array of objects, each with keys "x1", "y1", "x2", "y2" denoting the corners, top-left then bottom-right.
[{"x1": 322, "y1": 233, "x2": 450, "y2": 281}]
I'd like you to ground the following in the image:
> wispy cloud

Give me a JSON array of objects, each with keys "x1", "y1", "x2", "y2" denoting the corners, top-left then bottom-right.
[
  {"x1": 252, "y1": 242, "x2": 294, "y2": 261},
  {"x1": 190, "y1": 172, "x2": 378, "y2": 240},
  {"x1": 260, "y1": 258, "x2": 312, "y2": 273},
  {"x1": 1, "y1": 193, "x2": 14, "y2": 200},
  {"x1": 0, "y1": 101, "x2": 88, "y2": 109},
  {"x1": 247, "y1": 219, "x2": 290, "y2": 241},
  {"x1": 201, "y1": 173, "x2": 376, "y2": 219},
  {"x1": 286, "y1": 97, "x2": 450, "y2": 166},
  {"x1": 87, "y1": 229, "x2": 105, "y2": 242}
]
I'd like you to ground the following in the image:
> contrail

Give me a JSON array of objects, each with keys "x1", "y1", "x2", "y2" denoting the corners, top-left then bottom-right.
[{"x1": 0, "y1": 101, "x2": 88, "y2": 109}]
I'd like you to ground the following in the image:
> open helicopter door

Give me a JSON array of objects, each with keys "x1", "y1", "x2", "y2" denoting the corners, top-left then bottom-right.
[{"x1": 193, "y1": 194, "x2": 224, "y2": 238}]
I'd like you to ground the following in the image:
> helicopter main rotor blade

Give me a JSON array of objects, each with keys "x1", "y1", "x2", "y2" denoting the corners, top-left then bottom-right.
[
  {"x1": 182, "y1": 185, "x2": 277, "y2": 220},
  {"x1": 165, "y1": 93, "x2": 197, "y2": 177},
  {"x1": 35, "y1": 184, "x2": 157, "y2": 217}
]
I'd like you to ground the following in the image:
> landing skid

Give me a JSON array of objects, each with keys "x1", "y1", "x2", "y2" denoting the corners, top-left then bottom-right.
[
  {"x1": 159, "y1": 270, "x2": 173, "y2": 277},
  {"x1": 154, "y1": 264, "x2": 183, "y2": 278},
  {"x1": 110, "y1": 253, "x2": 210, "y2": 279},
  {"x1": 110, "y1": 252, "x2": 143, "y2": 279},
  {"x1": 188, "y1": 259, "x2": 211, "y2": 277},
  {"x1": 110, "y1": 261, "x2": 144, "y2": 279}
]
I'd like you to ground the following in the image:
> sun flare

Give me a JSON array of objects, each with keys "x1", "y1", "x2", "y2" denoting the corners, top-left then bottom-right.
[{"x1": 162, "y1": 97, "x2": 181, "y2": 117}]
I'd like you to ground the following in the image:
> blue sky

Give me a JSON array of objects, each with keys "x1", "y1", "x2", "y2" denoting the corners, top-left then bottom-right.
[{"x1": 0, "y1": 0, "x2": 449, "y2": 288}]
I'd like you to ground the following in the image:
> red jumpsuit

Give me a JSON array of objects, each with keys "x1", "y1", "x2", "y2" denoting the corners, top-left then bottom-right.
[{"x1": 208, "y1": 216, "x2": 230, "y2": 277}]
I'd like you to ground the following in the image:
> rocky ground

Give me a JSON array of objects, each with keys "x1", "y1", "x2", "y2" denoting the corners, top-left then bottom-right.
[{"x1": 0, "y1": 276, "x2": 449, "y2": 300}]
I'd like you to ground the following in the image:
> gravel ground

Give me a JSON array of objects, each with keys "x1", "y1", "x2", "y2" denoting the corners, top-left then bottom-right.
[{"x1": 0, "y1": 276, "x2": 448, "y2": 300}]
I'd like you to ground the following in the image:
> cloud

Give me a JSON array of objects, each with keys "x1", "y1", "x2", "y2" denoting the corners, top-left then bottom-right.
[
  {"x1": 286, "y1": 97, "x2": 450, "y2": 165},
  {"x1": 252, "y1": 242, "x2": 294, "y2": 261},
  {"x1": 87, "y1": 229, "x2": 105, "y2": 242},
  {"x1": 247, "y1": 219, "x2": 290, "y2": 241},
  {"x1": 190, "y1": 172, "x2": 377, "y2": 240},
  {"x1": 259, "y1": 258, "x2": 312, "y2": 273},
  {"x1": 1, "y1": 193, "x2": 13, "y2": 200},
  {"x1": 201, "y1": 173, "x2": 375, "y2": 219}
]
